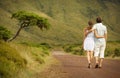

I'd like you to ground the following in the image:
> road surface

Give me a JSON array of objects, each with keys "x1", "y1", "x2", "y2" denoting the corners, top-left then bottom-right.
[{"x1": 39, "y1": 51, "x2": 120, "y2": 78}]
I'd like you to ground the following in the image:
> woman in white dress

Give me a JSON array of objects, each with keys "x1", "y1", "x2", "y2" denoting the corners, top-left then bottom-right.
[{"x1": 83, "y1": 21, "x2": 104, "y2": 68}]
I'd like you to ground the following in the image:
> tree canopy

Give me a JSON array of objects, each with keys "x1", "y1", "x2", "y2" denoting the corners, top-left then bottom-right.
[
  {"x1": 11, "y1": 11, "x2": 50, "y2": 30},
  {"x1": 8, "y1": 11, "x2": 51, "y2": 41}
]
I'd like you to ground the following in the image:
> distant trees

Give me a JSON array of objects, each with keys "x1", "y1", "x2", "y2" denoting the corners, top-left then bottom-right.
[
  {"x1": 8, "y1": 11, "x2": 51, "y2": 42},
  {"x1": 0, "y1": 26, "x2": 11, "y2": 41}
]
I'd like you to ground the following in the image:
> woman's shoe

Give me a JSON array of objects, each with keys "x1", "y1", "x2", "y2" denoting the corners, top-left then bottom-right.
[{"x1": 88, "y1": 63, "x2": 91, "y2": 68}]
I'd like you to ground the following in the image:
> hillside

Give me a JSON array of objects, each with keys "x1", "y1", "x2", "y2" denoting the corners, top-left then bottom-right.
[{"x1": 0, "y1": 0, "x2": 120, "y2": 45}]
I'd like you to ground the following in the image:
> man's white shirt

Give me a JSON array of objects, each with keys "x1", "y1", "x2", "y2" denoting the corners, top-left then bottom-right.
[{"x1": 92, "y1": 23, "x2": 107, "y2": 42}]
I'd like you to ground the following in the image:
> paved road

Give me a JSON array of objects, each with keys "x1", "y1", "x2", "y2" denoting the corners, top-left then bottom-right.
[{"x1": 39, "y1": 51, "x2": 120, "y2": 78}]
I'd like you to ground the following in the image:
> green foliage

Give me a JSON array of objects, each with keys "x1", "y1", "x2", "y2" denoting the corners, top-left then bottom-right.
[
  {"x1": 105, "y1": 46, "x2": 114, "y2": 57},
  {"x1": 105, "y1": 42, "x2": 120, "y2": 58},
  {"x1": 40, "y1": 43, "x2": 52, "y2": 49},
  {"x1": 63, "y1": 44, "x2": 85, "y2": 56},
  {"x1": 0, "y1": 26, "x2": 11, "y2": 41},
  {"x1": 9, "y1": 11, "x2": 51, "y2": 42},
  {"x1": 12, "y1": 11, "x2": 50, "y2": 30},
  {"x1": 105, "y1": 47, "x2": 120, "y2": 58},
  {"x1": 0, "y1": 41, "x2": 27, "y2": 78},
  {"x1": 113, "y1": 48, "x2": 120, "y2": 57},
  {"x1": 0, "y1": 57, "x2": 16, "y2": 78},
  {"x1": 63, "y1": 42, "x2": 120, "y2": 58}
]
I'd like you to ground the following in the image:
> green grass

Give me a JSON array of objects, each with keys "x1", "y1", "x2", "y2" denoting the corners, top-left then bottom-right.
[
  {"x1": 0, "y1": 0, "x2": 120, "y2": 45},
  {"x1": 0, "y1": 41, "x2": 27, "y2": 78},
  {"x1": 0, "y1": 40, "x2": 52, "y2": 78},
  {"x1": 11, "y1": 42, "x2": 52, "y2": 78}
]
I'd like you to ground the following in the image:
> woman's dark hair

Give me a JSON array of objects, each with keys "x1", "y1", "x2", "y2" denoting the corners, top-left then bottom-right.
[
  {"x1": 96, "y1": 17, "x2": 102, "y2": 23},
  {"x1": 88, "y1": 21, "x2": 93, "y2": 30},
  {"x1": 88, "y1": 21, "x2": 93, "y2": 26}
]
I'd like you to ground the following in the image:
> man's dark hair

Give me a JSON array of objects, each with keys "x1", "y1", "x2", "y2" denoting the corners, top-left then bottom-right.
[{"x1": 96, "y1": 17, "x2": 102, "y2": 23}]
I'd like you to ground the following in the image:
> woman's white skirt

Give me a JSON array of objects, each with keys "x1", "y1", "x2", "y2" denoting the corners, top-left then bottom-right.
[{"x1": 84, "y1": 38, "x2": 94, "y2": 51}]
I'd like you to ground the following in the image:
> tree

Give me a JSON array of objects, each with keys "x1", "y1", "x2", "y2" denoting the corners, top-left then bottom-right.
[
  {"x1": 0, "y1": 26, "x2": 11, "y2": 41},
  {"x1": 8, "y1": 11, "x2": 50, "y2": 42}
]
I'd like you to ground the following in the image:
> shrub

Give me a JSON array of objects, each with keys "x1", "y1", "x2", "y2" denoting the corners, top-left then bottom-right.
[
  {"x1": 63, "y1": 45, "x2": 74, "y2": 52},
  {"x1": 105, "y1": 42, "x2": 120, "y2": 58},
  {"x1": 63, "y1": 44, "x2": 85, "y2": 56},
  {"x1": 40, "y1": 43, "x2": 52, "y2": 49},
  {"x1": 0, "y1": 26, "x2": 11, "y2": 41},
  {"x1": 113, "y1": 48, "x2": 120, "y2": 57},
  {"x1": 105, "y1": 46, "x2": 114, "y2": 57}
]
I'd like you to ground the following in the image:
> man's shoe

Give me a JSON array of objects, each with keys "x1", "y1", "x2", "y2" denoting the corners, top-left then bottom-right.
[
  {"x1": 99, "y1": 66, "x2": 102, "y2": 69},
  {"x1": 95, "y1": 64, "x2": 99, "y2": 68}
]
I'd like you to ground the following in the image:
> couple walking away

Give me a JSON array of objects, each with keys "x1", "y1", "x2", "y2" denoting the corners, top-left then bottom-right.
[{"x1": 83, "y1": 17, "x2": 107, "y2": 69}]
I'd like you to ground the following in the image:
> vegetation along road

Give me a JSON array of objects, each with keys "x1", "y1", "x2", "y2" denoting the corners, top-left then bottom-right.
[{"x1": 39, "y1": 51, "x2": 120, "y2": 78}]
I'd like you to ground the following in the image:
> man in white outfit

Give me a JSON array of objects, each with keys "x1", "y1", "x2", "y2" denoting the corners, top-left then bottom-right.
[{"x1": 92, "y1": 17, "x2": 107, "y2": 68}]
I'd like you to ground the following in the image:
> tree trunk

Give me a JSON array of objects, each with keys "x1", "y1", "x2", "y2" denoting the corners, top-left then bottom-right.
[{"x1": 8, "y1": 26, "x2": 23, "y2": 42}]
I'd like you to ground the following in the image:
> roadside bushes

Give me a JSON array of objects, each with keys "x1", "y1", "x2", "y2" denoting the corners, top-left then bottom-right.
[
  {"x1": 0, "y1": 41, "x2": 27, "y2": 78},
  {"x1": 63, "y1": 44, "x2": 85, "y2": 56},
  {"x1": 105, "y1": 47, "x2": 120, "y2": 58},
  {"x1": 63, "y1": 42, "x2": 120, "y2": 58},
  {"x1": 105, "y1": 41, "x2": 120, "y2": 58},
  {"x1": 113, "y1": 48, "x2": 120, "y2": 57}
]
